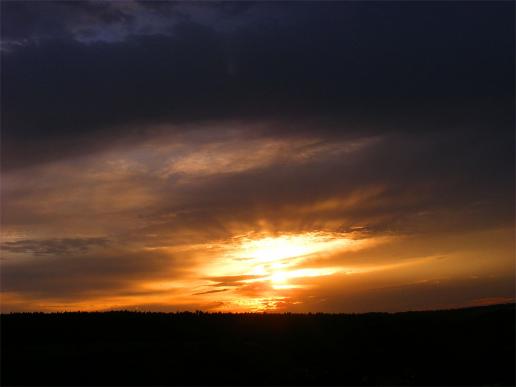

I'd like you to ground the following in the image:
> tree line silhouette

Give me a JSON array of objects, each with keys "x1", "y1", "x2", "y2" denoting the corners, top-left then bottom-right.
[{"x1": 1, "y1": 303, "x2": 514, "y2": 385}]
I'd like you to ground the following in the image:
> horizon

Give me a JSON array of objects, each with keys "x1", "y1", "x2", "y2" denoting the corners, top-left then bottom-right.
[{"x1": 2, "y1": 302, "x2": 514, "y2": 316}]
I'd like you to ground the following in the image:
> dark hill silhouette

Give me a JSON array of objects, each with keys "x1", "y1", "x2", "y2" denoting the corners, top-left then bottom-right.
[{"x1": 1, "y1": 303, "x2": 514, "y2": 386}]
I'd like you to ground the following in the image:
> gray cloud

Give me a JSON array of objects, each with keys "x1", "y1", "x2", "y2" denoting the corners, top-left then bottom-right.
[
  {"x1": 1, "y1": 237, "x2": 109, "y2": 256},
  {"x1": 0, "y1": 248, "x2": 186, "y2": 300},
  {"x1": 1, "y1": 2, "x2": 513, "y2": 170}
]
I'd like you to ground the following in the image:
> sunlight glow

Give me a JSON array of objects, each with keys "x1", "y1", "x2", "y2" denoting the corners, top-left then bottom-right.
[
  {"x1": 190, "y1": 231, "x2": 363, "y2": 310},
  {"x1": 238, "y1": 233, "x2": 349, "y2": 263}
]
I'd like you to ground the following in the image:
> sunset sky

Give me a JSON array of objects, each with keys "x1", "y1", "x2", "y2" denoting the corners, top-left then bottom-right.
[{"x1": 1, "y1": 1, "x2": 514, "y2": 313}]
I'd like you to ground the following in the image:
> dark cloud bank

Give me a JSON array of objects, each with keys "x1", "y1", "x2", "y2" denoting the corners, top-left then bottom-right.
[{"x1": 2, "y1": 1, "x2": 513, "y2": 169}]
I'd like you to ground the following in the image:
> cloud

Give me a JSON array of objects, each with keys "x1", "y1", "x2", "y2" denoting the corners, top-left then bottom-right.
[
  {"x1": 1, "y1": 237, "x2": 109, "y2": 256},
  {"x1": 1, "y1": 2, "x2": 513, "y2": 170},
  {"x1": 1, "y1": 127, "x2": 512, "y2": 250},
  {"x1": 0, "y1": 1, "x2": 256, "y2": 45},
  {"x1": 205, "y1": 275, "x2": 266, "y2": 287},
  {"x1": 0, "y1": 247, "x2": 190, "y2": 300},
  {"x1": 193, "y1": 289, "x2": 229, "y2": 296},
  {"x1": 278, "y1": 275, "x2": 516, "y2": 313}
]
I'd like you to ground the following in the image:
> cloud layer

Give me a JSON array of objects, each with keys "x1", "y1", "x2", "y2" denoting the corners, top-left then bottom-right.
[{"x1": 1, "y1": 1, "x2": 514, "y2": 312}]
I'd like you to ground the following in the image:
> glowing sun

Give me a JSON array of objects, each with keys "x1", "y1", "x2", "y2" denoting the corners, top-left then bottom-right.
[
  {"x1": 219, "y1": 232, "x2": 353, "y2": 288},
  {"x1": 185, "y1": 231, "x2": 368, "y2": 311}
]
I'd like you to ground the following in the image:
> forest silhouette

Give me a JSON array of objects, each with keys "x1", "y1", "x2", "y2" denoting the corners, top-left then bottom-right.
[{"x1": 1, "y1": 303, "x2": 514, "y2": 386}]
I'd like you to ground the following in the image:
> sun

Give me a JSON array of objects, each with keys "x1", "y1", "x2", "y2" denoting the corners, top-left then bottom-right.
[
  {"x1": 229, "y1": 232, "x2": 352, "y2": 287},
  {"x1": 270, "y1": 271, "x2": 288, "y2": 284},
  {"x1": 195, "y1": 231, "x2": 360, "y2": 309},
  {"x1": 237, "y1": 232, "x2": 354, "y2": 264},
  {"x1": 240, "y1": 235, "x2": 317, "y2": 263}
]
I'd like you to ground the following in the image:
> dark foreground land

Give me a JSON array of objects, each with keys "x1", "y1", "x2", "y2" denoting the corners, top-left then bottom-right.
[{"x1": 1, "y1": 304, "x2": 514, "y2": 386}]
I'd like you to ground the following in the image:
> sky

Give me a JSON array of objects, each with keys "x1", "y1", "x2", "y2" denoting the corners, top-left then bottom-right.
[{"x1": 0, "y1": 0, "x2": 514, "y2": 313}]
